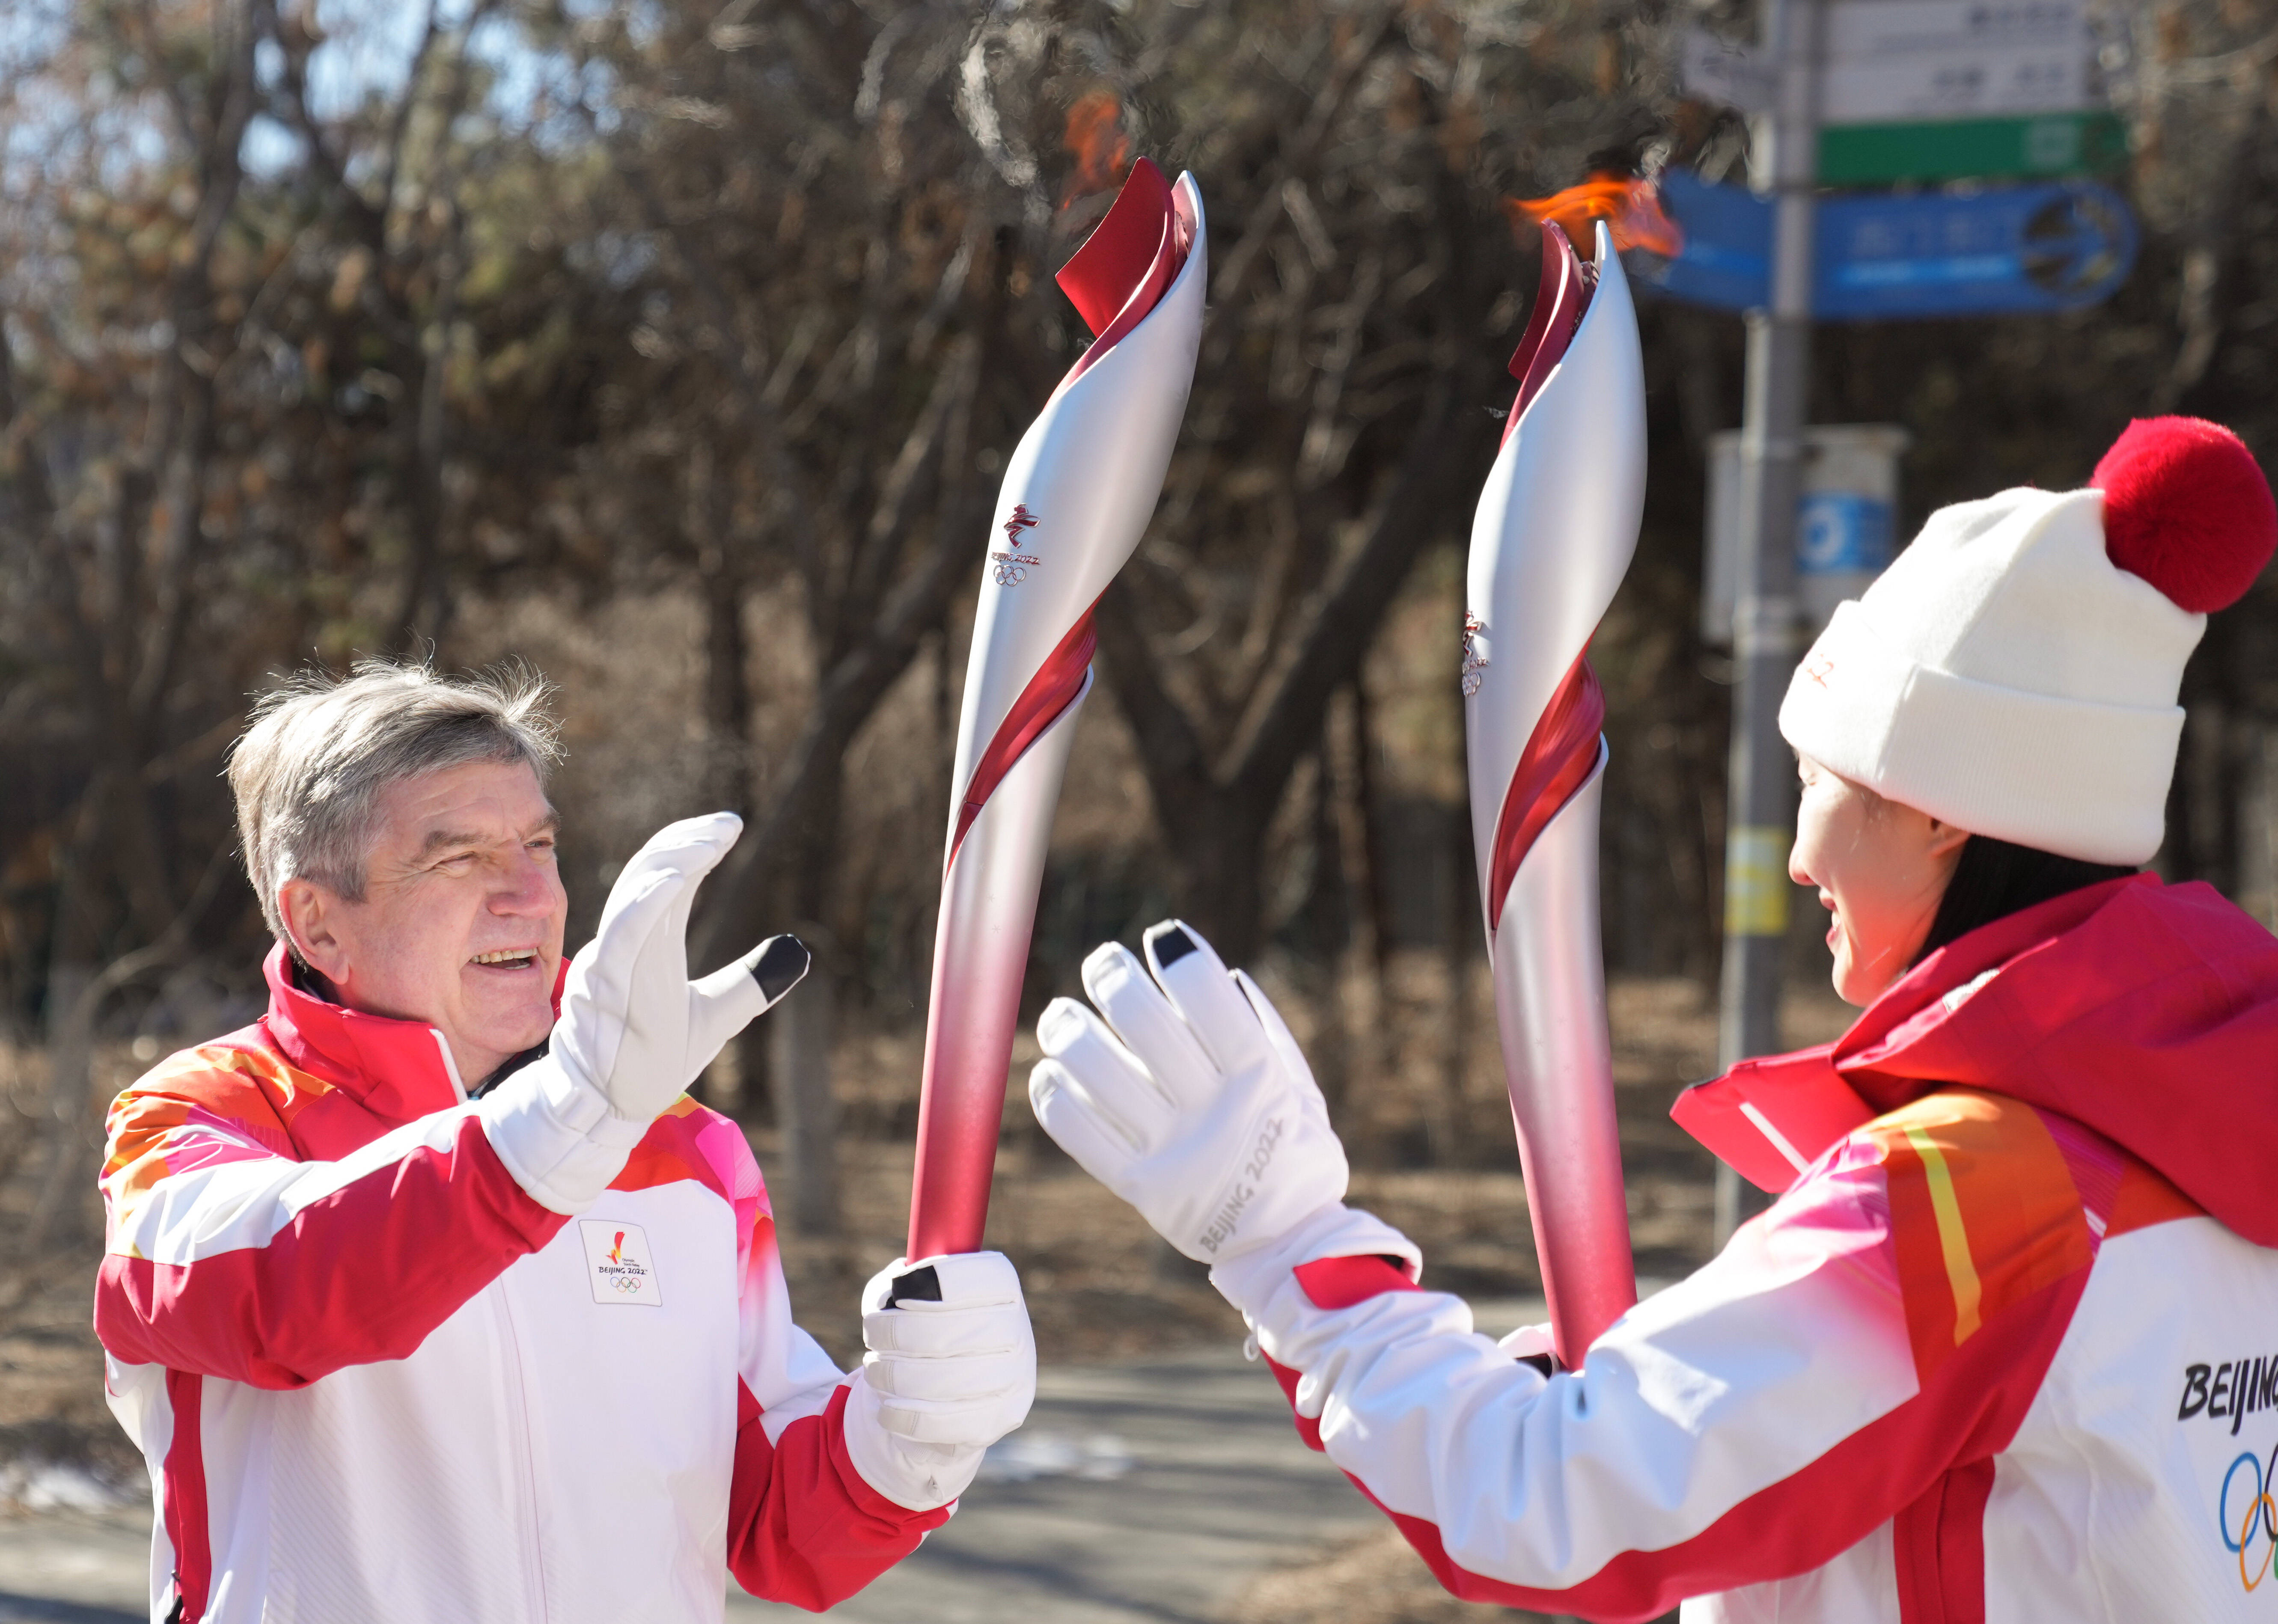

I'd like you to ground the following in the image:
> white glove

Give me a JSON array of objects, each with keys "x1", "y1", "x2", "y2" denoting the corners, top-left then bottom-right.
[
  {"x1": 1497, "y1": 1322, "x2": 1561, "y2": 1376},
  {"x1": 480, "y1": 813, "x2": 806, "y2": 1213},
  {"x1": 1028, "y1": 920, "x2": 1348, "y2": 1265},
  {"x1": 682, "y1": 931, "x2": 809, "y2": 1088},
  {"x1": 553, "y1": 813, "x2": 801, "y2": 1120},
  {"x1": 842, "y1": 1252, "x2": 1036, "y2": 1511}
]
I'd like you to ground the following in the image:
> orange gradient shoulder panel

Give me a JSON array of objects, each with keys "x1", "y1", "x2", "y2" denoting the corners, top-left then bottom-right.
[
  {"x1": 1867, "y1": 1090, "x2": 2095, "y2": 1382},
  {"x1": 100, "y1": 1043, "x2": 323, "y2": 1231},
  {"x1": 122, "y1": 1040, "x2": 336, "y2": 1129}
]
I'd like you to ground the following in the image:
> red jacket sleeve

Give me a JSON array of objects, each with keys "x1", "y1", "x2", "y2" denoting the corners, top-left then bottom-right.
[
  {"x1": 727, "y1": 1384, "x2": 948, "y2": 1609},
  {"x1": 95, "y1": 1054, "x2": 564, "y2": 1388},
  {"x1": 1220, "y1": 1089, "x2": 2100, "y2": 1621}
]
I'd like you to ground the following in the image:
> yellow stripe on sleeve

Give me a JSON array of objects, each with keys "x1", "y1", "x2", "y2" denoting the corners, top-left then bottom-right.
[{"x1": 1903, "y1": 1123, "x2": 1983, "y2": 1344}]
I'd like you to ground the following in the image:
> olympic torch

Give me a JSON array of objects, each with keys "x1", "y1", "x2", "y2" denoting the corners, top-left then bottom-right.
[
  {"x1": 906, "y1": 160, "x2": 1207, "y2": 1261},
  {"x1": 1462, "y1": 219, "x2": 1646, "y2": 1369}
]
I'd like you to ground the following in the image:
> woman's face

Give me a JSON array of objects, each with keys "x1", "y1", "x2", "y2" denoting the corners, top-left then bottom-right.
[{"x1": 1788, "y1": 756, "x2": 1969, "y2": 1006}]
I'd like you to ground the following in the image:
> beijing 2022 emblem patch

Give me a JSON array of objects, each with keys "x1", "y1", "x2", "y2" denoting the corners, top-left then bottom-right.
[{"x1": 579, "y1": 1220, "x2": 663, "y2": 1306}]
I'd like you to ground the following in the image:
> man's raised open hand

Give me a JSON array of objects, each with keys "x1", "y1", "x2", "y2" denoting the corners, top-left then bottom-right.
[
  {"x1": 552, "y1": 813, "x2": 809, "y2": 1122},
  {"x1": 483, "y1": 813, "x2": 807, "y2": 1213}
]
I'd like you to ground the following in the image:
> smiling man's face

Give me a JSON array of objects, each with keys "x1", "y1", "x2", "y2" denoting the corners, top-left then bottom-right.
[{"x1": 280, "y1": 759, "x2": 568, "y2": 1087}]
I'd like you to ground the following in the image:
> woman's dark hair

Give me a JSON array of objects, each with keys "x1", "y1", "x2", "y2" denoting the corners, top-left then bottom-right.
[{"x1": 1915, "y1": 834, "x2": 2135, "y2": 962}]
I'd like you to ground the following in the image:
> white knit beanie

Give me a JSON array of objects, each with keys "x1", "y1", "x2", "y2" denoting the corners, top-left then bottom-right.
[{"x1": 1778, "y1": 417, "x2": 2277, "y2": 865}]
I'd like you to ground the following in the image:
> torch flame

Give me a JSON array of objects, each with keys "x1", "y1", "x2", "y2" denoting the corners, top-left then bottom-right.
[
  {"x1": 1508, "y1": 172, "x2": 1683, "y2": 257},
  {"x1": 1061, "y1": 91, "x2": 1133, "y2": 208}
]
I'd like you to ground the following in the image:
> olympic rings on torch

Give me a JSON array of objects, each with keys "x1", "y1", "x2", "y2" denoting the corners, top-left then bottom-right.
[{"x1": 2220, "y1": 1444, "x2": 2278, "y2": 1591}]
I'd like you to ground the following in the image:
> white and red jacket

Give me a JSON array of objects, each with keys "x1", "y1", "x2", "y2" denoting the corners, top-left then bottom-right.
[
  {"x1": 1216, "y1": 875, "x2": 2278, "y2": 1621},
  {"x1": 95, "y1": 947, "x2": 942, "y2": 1624}
]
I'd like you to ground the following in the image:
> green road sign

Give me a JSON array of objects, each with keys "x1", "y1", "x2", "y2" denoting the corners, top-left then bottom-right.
[{"x1": 1819, "y1": 112, "x2": 2128, "y2": 186}]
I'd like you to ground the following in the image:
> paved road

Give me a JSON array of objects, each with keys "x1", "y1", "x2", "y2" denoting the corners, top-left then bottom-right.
[
  {"x1": 0, "y1": 1506, "x2": 150, "y2": 1622},
  {"x1": 729, "y1": 1338, "x2": 1404, "y2": 1624},
  {"x1": 0, "y1": 1303, "x2": 1549, "y2": 1623}
]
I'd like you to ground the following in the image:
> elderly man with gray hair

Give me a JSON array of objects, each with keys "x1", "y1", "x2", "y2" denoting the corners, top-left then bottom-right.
[{"x1": 93, "y1": 662, "x2": 1035, "y2": 1624}]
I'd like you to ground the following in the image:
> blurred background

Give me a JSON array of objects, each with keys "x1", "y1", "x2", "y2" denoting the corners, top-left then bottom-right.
[{"x1": 2, "y1": 0, "x2": 2276, "y2": 1615}]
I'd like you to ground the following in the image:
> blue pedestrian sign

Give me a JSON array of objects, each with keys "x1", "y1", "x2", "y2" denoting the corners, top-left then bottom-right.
[
  {"x1": 1796, "y1": 491, "x2": 1895, "y2": 575},
  {"x1": 1636, "y1": 170, "x2": 2138, "y2": 320}
]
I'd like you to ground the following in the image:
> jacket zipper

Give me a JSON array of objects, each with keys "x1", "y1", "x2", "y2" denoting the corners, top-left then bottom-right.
[{"x1": 488, "y1": 1281, "x2": 553, "y2": 1622}]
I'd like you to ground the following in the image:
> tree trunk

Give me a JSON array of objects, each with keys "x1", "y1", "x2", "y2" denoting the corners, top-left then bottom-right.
[
  {"x1": 1092, "y1": 374, "x2": 1472, "y2": 968},
  {"x1": 29, "y1": 818, "x2": 104, "y2": 1261},
  {"x1": 1166, "y1": 807, "x2": 1271, "y2": 964},
  {"x1": 1298, "y1": 739, "x2": 1353, "y2": 1125},
  {"x1": 30, "y1": 963, "x2": 97, "y2": 1259},
  {"x1": 692, "y1": 442, "x2": 754, "y2": 816},
  {"x1": 1439, "y1": 799, "x2": 1476, "y2": 1166},
  {"x1": 1346, "y1": 677, "x2": 1395, "y2": 982},
  {"x1": 767, "y1": 925, "x2": 843, "y2": 1239}
]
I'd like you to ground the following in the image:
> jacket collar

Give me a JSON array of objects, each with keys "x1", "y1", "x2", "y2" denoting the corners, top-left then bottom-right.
[
  {"x1": 1674, "y1": 875, "x2": 2153, "y2": 1193},
  {"x1": 1823, "y1": 873, "x2": 2151, "y2": 1109},
  {"x1": 257, "y1": 943, "x2": 469, "y2": 1119}
]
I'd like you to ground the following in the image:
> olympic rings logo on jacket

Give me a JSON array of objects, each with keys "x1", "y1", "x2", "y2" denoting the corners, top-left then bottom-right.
[{"x1": 2220, "y1": 1443, "x2": 2278, "y2": 1592}]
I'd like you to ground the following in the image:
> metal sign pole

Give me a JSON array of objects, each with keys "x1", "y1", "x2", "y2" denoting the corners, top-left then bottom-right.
[{"x1": 1717, "y1": 0, "x2": 1822, "y2": 1246}]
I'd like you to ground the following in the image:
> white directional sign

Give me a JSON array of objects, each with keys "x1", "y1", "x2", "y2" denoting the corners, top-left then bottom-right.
[
  {"x1": 1824, "y1": 0, "x2": 2091, "y2": 60},
  {"x1": 1684, "y1": 0, "x2": 2099, "y2": 125},
  {"x1": 1823, "y1": 48, "x2": 2091, "y2": 122}
]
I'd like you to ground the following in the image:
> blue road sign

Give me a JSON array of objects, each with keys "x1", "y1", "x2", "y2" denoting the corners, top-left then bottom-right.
[
  {"x1": 1643, "y1": 174, "x2": 1776, "y2": 313},
  {"x1": 1796, "y1": 491, "x2": 1894, "y2": 574},
  {"x1": 1637, "y1": 170, "x2": 2138, "y2": 320}
]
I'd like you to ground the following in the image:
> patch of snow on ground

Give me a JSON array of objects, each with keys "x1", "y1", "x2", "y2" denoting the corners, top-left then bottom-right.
[
  {"x1": 0, "y1": 1458, "x2": 147, "y2": 1513},
  {"x1": 975, "y1": 1430, "x2": 1135, "y2": 1484}
]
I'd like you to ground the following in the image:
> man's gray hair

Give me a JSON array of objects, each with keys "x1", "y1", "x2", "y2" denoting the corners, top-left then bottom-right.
[{"x1": 229, "y1": 660, "x2": 564, "y2": 941}]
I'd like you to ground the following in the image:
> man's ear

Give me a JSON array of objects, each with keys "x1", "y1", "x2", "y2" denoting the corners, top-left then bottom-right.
[{"x1": 280, "y1": 878, "x2": 351, "y2": 985}]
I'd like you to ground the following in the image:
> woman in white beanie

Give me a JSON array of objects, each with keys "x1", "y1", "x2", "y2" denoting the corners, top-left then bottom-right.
[
  {"x1": 1026, "y1": 417, "x2": 2278, "y2": 1621},
  {"x1": 1779, "y1": 413, "x2": 2268, "y2": 1001}
]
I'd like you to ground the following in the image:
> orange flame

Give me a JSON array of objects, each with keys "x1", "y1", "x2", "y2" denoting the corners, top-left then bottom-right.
[
  {"x1": 1061, "y1": 91, "x2": 1132, "y2": 208},
  {"x1": 1508, "y1": 172, "x2": 1683, "y2": 257}
]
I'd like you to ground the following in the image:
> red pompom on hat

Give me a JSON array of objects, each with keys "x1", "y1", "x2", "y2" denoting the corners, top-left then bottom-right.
[{"x1": 2091, "y1": 416, "x2": 2277, "y2": 613}]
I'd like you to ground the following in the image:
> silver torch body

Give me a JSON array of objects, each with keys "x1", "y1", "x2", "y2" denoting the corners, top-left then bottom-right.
[
  {"x1": 907, "y1": 164, "x2": 1206, "y2": 1262},
  {"x1": 1463, "y1": 219, "x2": 1647, "y2": 1368}
]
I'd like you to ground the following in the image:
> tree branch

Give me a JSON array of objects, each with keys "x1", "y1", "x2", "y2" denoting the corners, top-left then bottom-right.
[
  {"x1": 1092, "y1": 581, "x2": 1217, "y2": 846},
  {"x1": 130, "y1": 6, "x2": 258, "y2": 736},
  {"x1": 690, "y1": 336, "x2": 985, "y2": 966},
  {"x1": 377, "y1": 0, "x2": 446, "y2": 246},
  {"x1": 1228, "y1": 371, "x2": 1469, "y2": 810}
]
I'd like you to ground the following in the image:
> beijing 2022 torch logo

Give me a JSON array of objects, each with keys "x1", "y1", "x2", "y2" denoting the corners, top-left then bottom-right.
[
  {"x1": 993, "y1": 505, "x2": 1042, "y2": 586},
  {"x1": 1460, "y1": 612, "x2": 1490, "y2": 698}
]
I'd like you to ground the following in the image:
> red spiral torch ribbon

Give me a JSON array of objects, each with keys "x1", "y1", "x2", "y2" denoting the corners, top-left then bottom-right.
[{"x1": 1486, "y1": 651, "x2": 1607, "y2": 934}]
